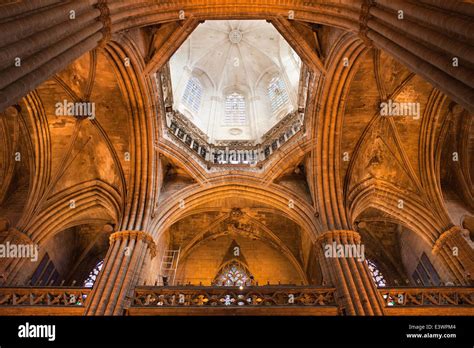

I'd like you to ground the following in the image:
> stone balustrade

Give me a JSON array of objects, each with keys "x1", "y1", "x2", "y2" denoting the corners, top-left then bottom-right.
[
  {"x1": 132, "y1": 285, "x2": 336, "y2": 307},
  {"x1": 0, "y1": 287, "x2": 91, "y2": 307},
  {"x1": 165, "y1": 109, "x2": 304, "y2": 167},
  {"x1": 378, "y1": 287, "x2": 474, "y2": 307}
]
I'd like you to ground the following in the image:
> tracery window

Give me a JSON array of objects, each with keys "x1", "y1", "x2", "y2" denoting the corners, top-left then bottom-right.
[
  {"x1": 367, "y1": 259, "x2": 386, "y2": 287},
  {"x1": 84, "y1": 260, "x2": 103, "y2": 288},
  {"x1": 268, "y1": 76, "x2": 289, "y2": 114},
  {"x1": 224, "y1": 92, "x2": 246, "y2": 125},
  {"x1": 182, "y1": 77, "x2": 202, "y2": 113},
  {"x1": 214, "y1": 261, "x2": 252, "y2": 286}
]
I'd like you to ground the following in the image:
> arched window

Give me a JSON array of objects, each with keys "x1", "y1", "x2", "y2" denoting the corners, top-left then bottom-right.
[
  {"x1": 84, "y1": 260, "x2": 103, "y2": 288},
  {"x1": 224, "y1": 92, "x2": 246, "y2": 125},
  {"x1": 182, "y1": 77, "x2": 202, "y2": 113},
  {"x1": 367, "y1": 259, "x2": 387, "y2": 287},
  {"x1": 214, "y1": 261, "x2": 252, "y2": 286},
  {"x1": 268, "y1": 76, "x2": 289, "y2": 114}
]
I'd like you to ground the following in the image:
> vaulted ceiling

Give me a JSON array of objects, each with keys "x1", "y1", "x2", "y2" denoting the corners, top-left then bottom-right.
[
  {"x1": 0, "y1": 1, "x2": 472, "y2": 289},
  {"x1": 169, "y1": 20, "x2": 301, "y2": 142}
]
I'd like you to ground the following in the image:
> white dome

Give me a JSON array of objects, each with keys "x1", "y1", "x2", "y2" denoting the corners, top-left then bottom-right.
[{"x1": 169, "y1": 20, "x2": 301, "y2": 144}]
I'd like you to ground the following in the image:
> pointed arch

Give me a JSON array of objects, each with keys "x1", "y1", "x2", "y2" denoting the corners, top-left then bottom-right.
[{"x1": 214, "y1": 260, "x2": 253, "y2": 286}]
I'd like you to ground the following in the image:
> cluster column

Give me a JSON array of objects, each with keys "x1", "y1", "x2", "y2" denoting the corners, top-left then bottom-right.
[
  {"x1": 432, "y1": 226, "x2": 474, "y2": 285},
  {"x1": 315, "y1": 230, "x2": 384, "y2": 315},
  {"x1": 0, "y1": 227, "x2": 37, "y2": 286},
  {"x1": 84, "y1": 230, "x2": 156, "y2": 315}
]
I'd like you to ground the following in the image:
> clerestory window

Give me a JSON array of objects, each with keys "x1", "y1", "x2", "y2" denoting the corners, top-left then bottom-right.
[
  {"x1": 182, "y1": 77, "x2": 202, "y2": 113},
  {"x1": 268, "y1": 76, "x2": 289, "y2": 114},
  {"x1": 224, "y1": 92, "x2": 246, "y2": 125}
]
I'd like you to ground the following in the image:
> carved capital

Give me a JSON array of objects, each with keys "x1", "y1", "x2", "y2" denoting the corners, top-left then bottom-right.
[
  {"x1": 315, "y1": 230, "x2": 362, "y2": 245},
  {"x1": 0, "y1": 228, "x2": 35, "y2": 245},
  {"x1": 432, "y1": 226, "x2": 462, "y2": 254},
  {"x1": 3, "y1": 105, "x2": 20, "y2": 117},
  {"x1": 109, "y1": 231, "x2": 156, "y2": 257}
]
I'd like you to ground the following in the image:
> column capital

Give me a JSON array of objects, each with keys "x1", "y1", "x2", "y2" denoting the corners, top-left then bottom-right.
[
  {"x1": 0, "y1": 228, "x2": 35, "y2": 245},
  {"x1": 109, "y1": 231, "x2": 156, "y2": 257},
  {"x1": 3, "y1": 105, "x2": 20, "y2": 117},
  {"x1": 432, "y1": 226, "x2": 462, "y2": 254},
  {"x1": 315, "y1": 230, "x2": 362, "y2": 244}
]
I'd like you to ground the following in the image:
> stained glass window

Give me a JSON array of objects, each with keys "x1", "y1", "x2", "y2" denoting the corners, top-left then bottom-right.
[
  {"x1": 268, "y1": 76, "x2": 289, "y2": 114},
  {"x1": 367, "y1": 259, "x2": 386, "y2": 287},
  {"x1": 224, "y1": 92, "x2": 246, "y2": 125},
  {"x1": 214, "y1": 261, "x2": 252, "y2": 286},
  {"x1": 182, "y1": 77, "x2": 202, "y2": 113},
  {"x1": 84, "y1": 260, "x2": 103, "y2": 288}
]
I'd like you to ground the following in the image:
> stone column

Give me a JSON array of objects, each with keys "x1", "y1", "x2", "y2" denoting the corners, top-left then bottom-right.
[
  {"x1": 0, "y1": 228, "x2": 38, "y2": 286},
  {"x1": 315, "y1": 230, "x2": 384, "y2": 315},
  {"x1": 84, "y1": 230, "x2": 156, "y2": 315},
  {"x1": 432, "y1": 226, "x2": 474, "y2": 285}
]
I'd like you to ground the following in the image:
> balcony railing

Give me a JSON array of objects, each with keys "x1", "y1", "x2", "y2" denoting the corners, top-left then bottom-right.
[
  {"x1": 165, "y1": 110, "x2": 304, "y2": 167},
  {"x1": 0, "y1": 286, "x2": 472, "y2": 315},
  {"x1": 131, "y1": 285, "x2": 337, "y2": 307},
  {"x1": 0, "y1": 287, "x2": 90, "y2": 306},
  {"x1": 378, "y1": 287, "x2": 474, "y2": 307}
]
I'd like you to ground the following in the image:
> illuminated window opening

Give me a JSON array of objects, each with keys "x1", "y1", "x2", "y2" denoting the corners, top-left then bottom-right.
[
  {"x1": 367, "y1": 259, "x2": 387, "y2": 287},
  {"x1": 224, "y1": 92, "x2": 246, "y2": 125},
  {"x1": 214, "y1": 261, "x2": 252, "y2": 286},
  {"x1": 84, "y1": 260, "x2": 103, "y2": 288},
  {"x1": 268, "y1": 76, "x2": 289, "y2": 114},
  {"x1": 182, "y1": 77, "x2": 202, "y2": 113}
]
